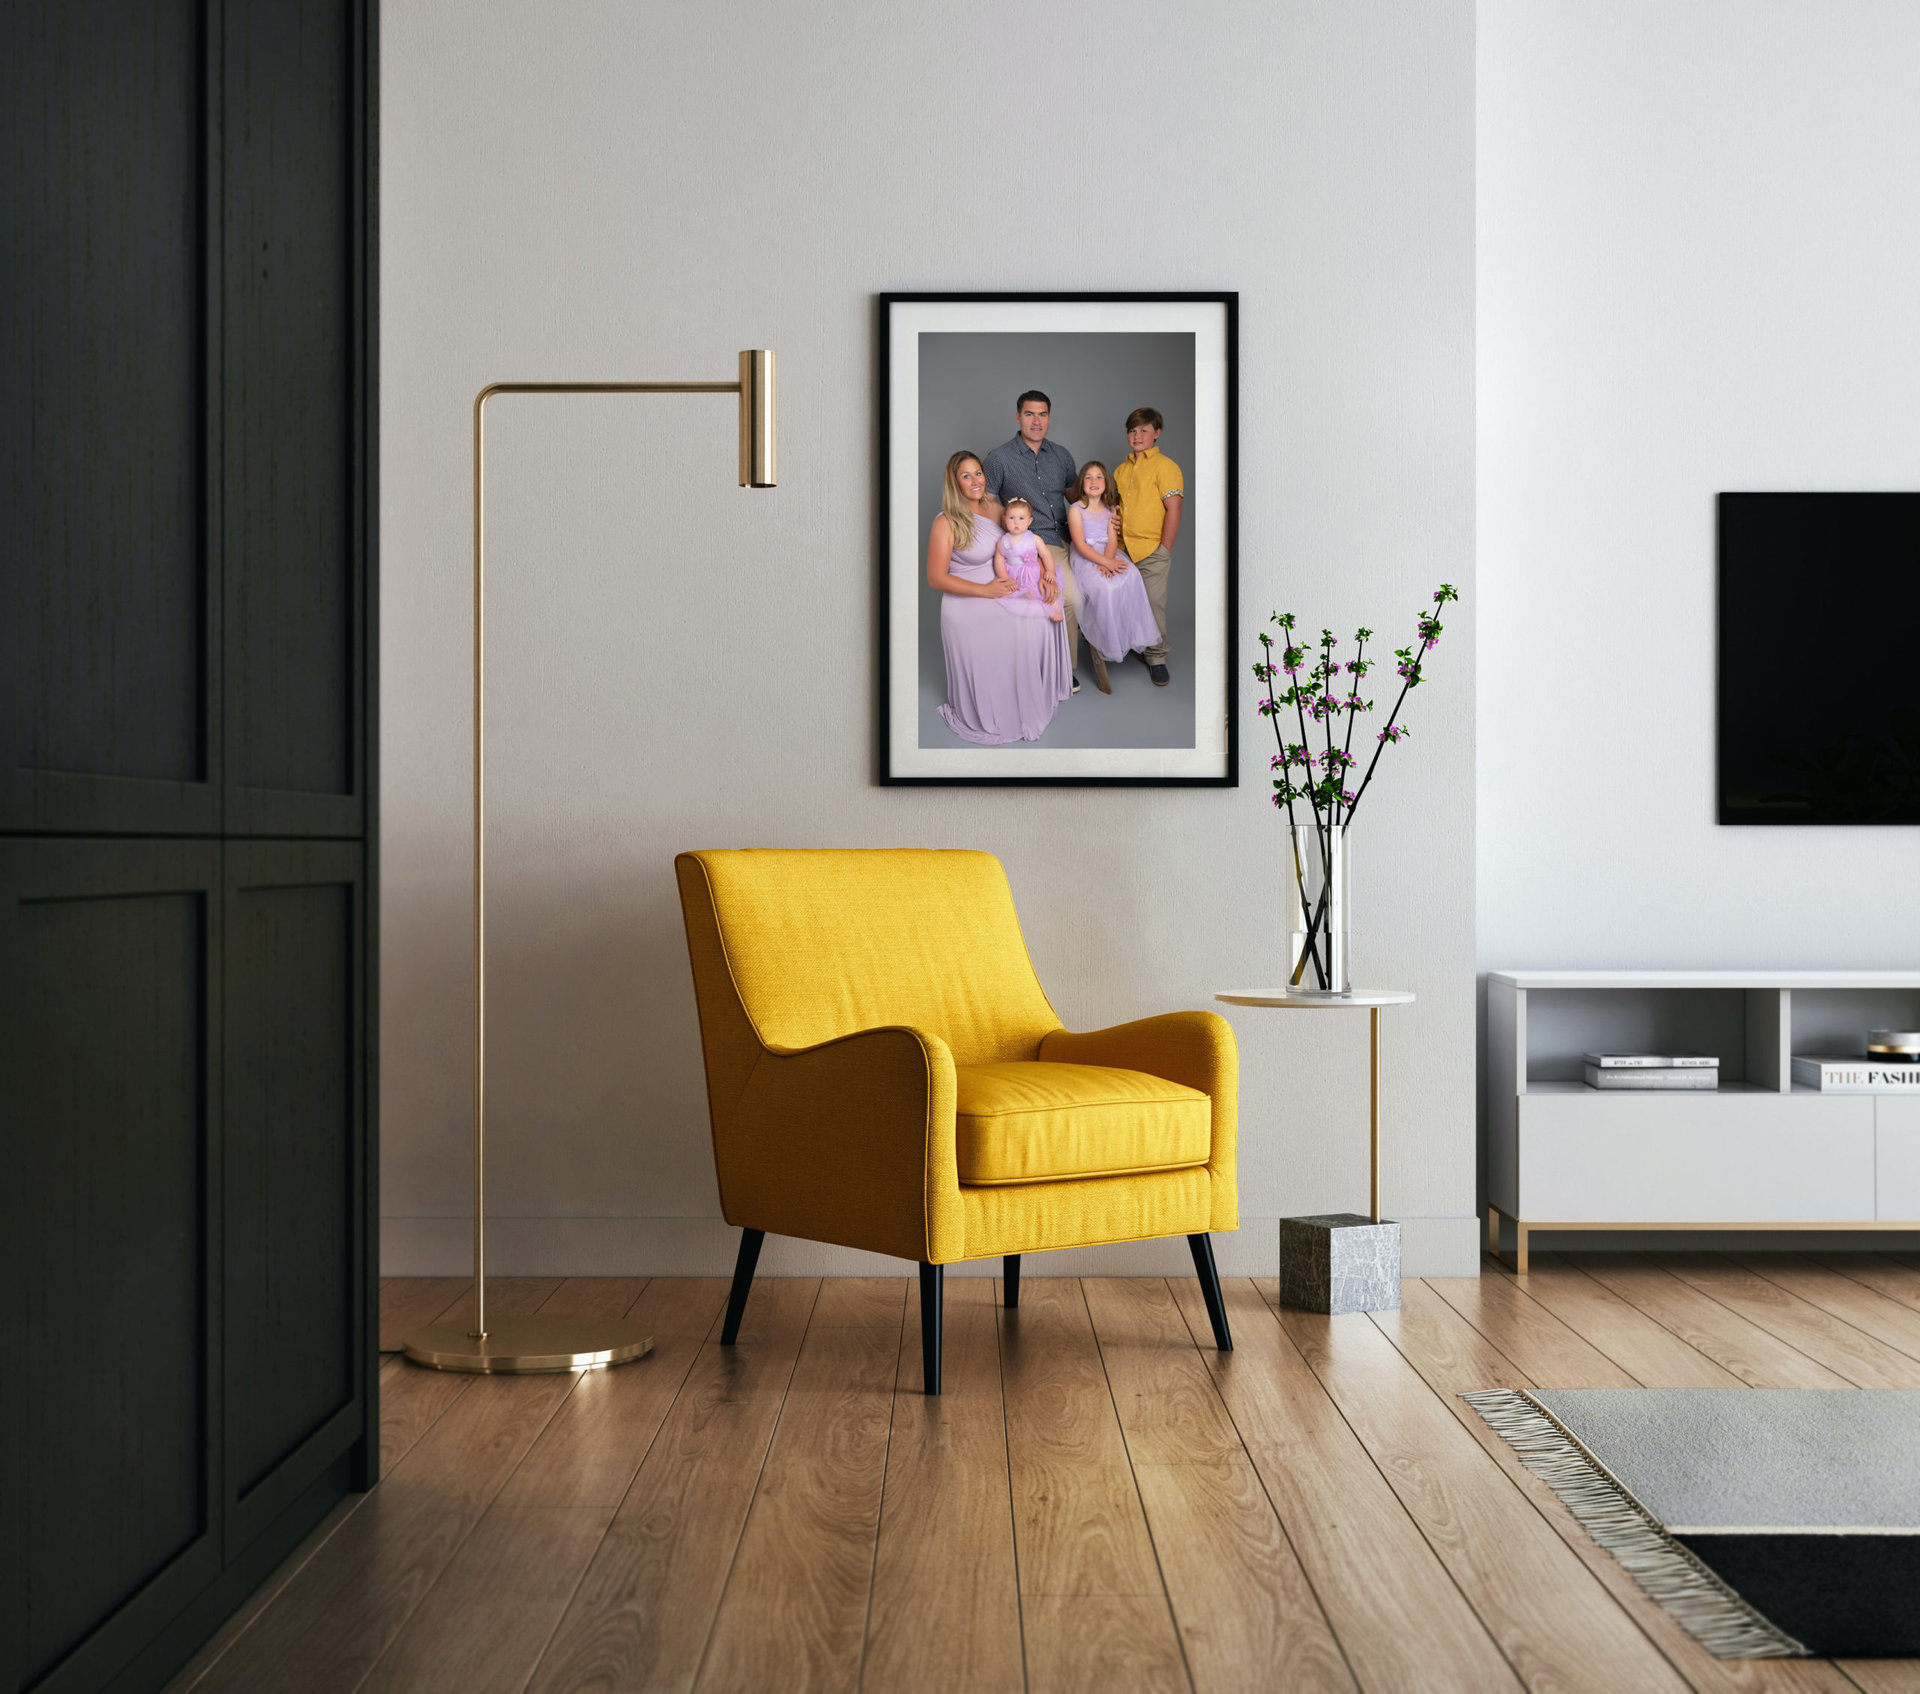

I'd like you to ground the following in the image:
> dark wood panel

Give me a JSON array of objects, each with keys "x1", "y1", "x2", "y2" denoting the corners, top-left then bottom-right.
[
  {"x1": 0, "y1": 840, "x2": 221, "y2": 1693},
  {"x1": 221, "y1": 0, "x2": 364, "y2": 834},
  {"x1": 0, "y1": 0, "x2": 217, "y2": 834},
  {"x1": 223, "y1": 842, "x2": 366, "y2": 1547},
  {"x1": 2, "y1": 0, "x2": 376, "y2": 1685}
]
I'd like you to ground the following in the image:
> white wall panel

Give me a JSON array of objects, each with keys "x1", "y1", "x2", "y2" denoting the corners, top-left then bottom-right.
[
  {"x1": 1478, "y1": 1, "x2": 1920, "y2": 974},
  {"x1": 380, "y1": 0, "x2": 1479, "y2": 1275}
]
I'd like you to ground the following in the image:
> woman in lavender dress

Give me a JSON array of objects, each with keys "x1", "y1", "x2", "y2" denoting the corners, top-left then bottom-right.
[
  {"x1": 929, "y1": 451, "x2": 1071, "y2": 745},
  {"x1": 1064, "y1": 460, "x2": 1160, "y2": 694}
]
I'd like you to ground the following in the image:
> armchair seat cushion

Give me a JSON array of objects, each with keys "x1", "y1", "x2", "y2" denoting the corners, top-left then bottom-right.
[{"x1": 954, "y1": 1061, "x2": 1212, "y2": 1186}]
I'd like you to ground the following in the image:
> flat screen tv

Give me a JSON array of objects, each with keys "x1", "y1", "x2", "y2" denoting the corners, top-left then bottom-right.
[{"x1": 1719, "y1": 492, "x2": 1920, "y2": 824}]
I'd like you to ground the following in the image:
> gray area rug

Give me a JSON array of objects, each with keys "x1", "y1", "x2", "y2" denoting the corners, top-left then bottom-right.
[{"x1": 1465, "y1": 1389, "x2": 1920, "y2": 1658}]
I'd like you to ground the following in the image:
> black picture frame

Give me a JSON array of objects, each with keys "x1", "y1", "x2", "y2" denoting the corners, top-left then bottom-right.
[{"x1": 878, "y1": 291, "x2": 1238, "y2": 787}]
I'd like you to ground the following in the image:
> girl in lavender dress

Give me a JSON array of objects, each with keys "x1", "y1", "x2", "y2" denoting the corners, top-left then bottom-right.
[
  {"x1": 1065, "y1": 461, "x2": 1160, "y2": 693},
  {"x1": 991, "y1": 498, "x2": 1065, "y2": 622},
  {"x1": 927, "y1": 451, "x2": 1071, "y2": 745}
]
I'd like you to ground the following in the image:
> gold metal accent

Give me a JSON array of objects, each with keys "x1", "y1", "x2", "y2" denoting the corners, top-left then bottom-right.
[
  {"x1": 739, "y1": 349, "x2": 776, "y2": 487},
  {"x1": 402, "y1": 1316, "x2": 654, "y2": 1374},
  {"x1": 1369, "y1": 1007, "x2": 1381, "y2": 1223},
  {"x1": 402, "y1": 354, "x2": 779, "y2": 1375},
  {"x1": 1483, "y1": 1206, "x2": 1920, "y2": 1278}
]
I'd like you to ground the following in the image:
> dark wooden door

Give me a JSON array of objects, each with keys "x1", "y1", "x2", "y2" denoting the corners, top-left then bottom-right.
[
  {"x1": 1, "y1": 841, "x2": 224, "y2": 1694},
  {"x1": 0, "y1": 5, "x2": 375, "y2": 1692},
  {"x1": 1, "y1": 2, "x2": 220, "y2": 837},
  {"x1": 221, "y1": 840, "x2": 368, "y2": 1551}
]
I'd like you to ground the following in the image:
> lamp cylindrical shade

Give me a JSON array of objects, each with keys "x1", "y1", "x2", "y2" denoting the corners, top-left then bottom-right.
[{"x1": 738, "y1": 349, "x2": 776, "y2": 487}]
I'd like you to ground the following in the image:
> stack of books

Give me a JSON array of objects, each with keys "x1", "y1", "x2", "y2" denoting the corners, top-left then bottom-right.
[
  {"x1": 1791, "y1": 1057, "x2": 1920, "y2": 1093},
  {"x1": 1582, "y1": 1052, "x2": 1719, "y2": 1091}
]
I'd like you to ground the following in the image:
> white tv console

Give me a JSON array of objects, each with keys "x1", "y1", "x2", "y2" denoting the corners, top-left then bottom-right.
[{"x1": 1486, "y1": 971, "x2": 1920, "y2": 1273}]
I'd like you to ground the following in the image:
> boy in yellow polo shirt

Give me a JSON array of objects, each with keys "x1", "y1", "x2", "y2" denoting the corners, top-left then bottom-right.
[{"x1": 1112, "y1": 407, "x2": 1184, "y2": 685}]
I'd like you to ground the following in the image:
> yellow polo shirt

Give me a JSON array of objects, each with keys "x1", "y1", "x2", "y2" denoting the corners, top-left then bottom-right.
[{"x1": 1114, "y1": 447, "x2": 1184, "y2": 562}]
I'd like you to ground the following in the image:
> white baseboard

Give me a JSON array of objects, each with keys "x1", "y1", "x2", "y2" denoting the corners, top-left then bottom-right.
[{"x1": 381, "y1": 1212, "x2": 1484, "y2": 1280}]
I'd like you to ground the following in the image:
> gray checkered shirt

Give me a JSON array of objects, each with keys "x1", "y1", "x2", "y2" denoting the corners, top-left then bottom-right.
[{"x1": 981, "y1": 434, "x2": 1079, "y2": 548}]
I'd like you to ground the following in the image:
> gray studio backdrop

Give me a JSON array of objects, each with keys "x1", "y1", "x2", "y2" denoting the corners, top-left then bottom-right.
[{"x1": 915, "y1": 331, "x2": 1197, "y2": 750}]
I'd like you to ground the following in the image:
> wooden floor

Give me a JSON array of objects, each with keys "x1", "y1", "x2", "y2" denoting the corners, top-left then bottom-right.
[{"x1": 163, "y1": 1253, "x2": 1920, "y2": 1694}]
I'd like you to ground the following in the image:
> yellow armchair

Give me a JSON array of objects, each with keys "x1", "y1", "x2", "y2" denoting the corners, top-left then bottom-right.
[{"x1": 675, "y1": 847, "x2": 1238, "y2": 1391}]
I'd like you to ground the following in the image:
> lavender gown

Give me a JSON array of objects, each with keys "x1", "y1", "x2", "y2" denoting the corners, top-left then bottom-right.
[
  {"x1": 937, "y1": 510, "x2": 1071, "y2": 745},
  {"x1": 1068, "y1": 505, "x2": 1161, "y2": 662}
]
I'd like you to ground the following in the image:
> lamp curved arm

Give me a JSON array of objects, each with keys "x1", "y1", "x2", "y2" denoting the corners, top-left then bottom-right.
[{"x1": 465, "y1": 354, "x2": 776, "y2": 1340}]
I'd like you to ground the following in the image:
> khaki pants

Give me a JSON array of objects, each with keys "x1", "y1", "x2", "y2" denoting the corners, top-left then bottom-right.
[
  {"x1": 1133, "y1": 545, "x2": 1172, "y2": 665},
  {"x1": 1043, "y1": 542, "x2": 1083, "y2": 673}
]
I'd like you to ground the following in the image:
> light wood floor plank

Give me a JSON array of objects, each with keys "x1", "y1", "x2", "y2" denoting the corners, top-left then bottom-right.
[
  {"x1": 1807, "y1": 1252, "x2": 1920, "y2": 1316},
  {"x1": 433, "y1": 1276, "x2": 567, "y2": 1338},
  {"x1": 999, "y1": 1277, "x2": 1167, "y2": 1597},
  {"x1": 379, "y1": 1277, "x2": 471, "y2": 1351},
  {"x1": 863, "y1": 1278, "x2": 1024, "y2": 1694},
  {"x1": 1425, "y1": 1270, "x2": 1641, "y2": 1388},
  {"x1": 1733, "y1": 1255, "x2": 1920, "y2": 1364},
  {"x1": 693, "y1": 1280, "x2": 904, "y2": 1693},
  {"x1": 191, "y1": 1370, "x2": 580, "y2": 1692},
  {"x1": 1575, "y1": 1257, "x2": 1853, "y2": 1387},
  {"x1": 497, "y1": 1279, "x2": 727, "y2": 1509},
  {"x1": 1021, "y1": 1594, "x2": 1192, "y2": 1694},
  {"x1": 1081, "y1": 1278, "x2": 1243, "y2": 1466},
  {"x1": 521, "y1": 1277, "x2": 820, "y2": 1694},
  {"x1": 1482, "y1": 1253, "x2": 1746, "y2": 1387},
  {"x1": 539, "y1": 1275, "x2": 651, "y2": 1319},
  {"x1": 377, "y1": 1353, "x2": 472, "y2": 1479},
  {"x1": 1650, "y1": 1254, "x2": 1920, "y2": 1388},
  {"x1": 357, "y1": 1278, "x2": 729, "y2": 1694},
  {"x1": 1185, "y1": 1280, "x2": 1519, "y2": 1693},
  {"x1": 1839, "y1": 1663, "x2": 1920, "y2": 1692},
  {"x1": 1278, "y1": 1295, "x2": 1692, "y2": 1693},
  {"x1": 1135, "y1": 1461, "x2": 1356, "y2": 1693},
  {"x1": 204, "y1": 1265, "x2": 1920, "y2": 1691},
  {"x1": 808, "y1": 1275, "x2": 912, "y2": 1327},
  {"x1": 1075, "y1": 1278, "x2": 1298, "y2": 1692},
  {"x1": 1379, "y1": 1281, "x2": 1860, "y2": 1694}
]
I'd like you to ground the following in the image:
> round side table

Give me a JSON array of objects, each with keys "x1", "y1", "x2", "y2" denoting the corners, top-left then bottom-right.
[{"x1": 1215, "y1": 989, "x2": 1415, "y2": 1313}]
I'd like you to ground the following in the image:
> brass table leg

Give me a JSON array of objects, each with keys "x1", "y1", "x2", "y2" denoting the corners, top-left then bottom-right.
[{"x1": 1369, "y1": 1007, "x2": 1380, "y2": 1223}]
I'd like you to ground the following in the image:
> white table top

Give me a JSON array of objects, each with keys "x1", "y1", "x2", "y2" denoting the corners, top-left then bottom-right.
[{"x1": 1216, "y1": 990, "x2": 1415, "y2": 1010}]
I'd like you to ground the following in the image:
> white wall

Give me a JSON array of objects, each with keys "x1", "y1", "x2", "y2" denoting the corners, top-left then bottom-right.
[
  {"x1": 1479, "y1": 1, "x2": 1920, "y2": 974},
  {"x1": 380, "y1": 0, "x2": 1479, "y2": 1279}
]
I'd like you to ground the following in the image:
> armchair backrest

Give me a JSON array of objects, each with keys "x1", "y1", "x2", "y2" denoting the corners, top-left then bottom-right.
[{"x1": 675, "y1": 849, "x2": 1062, "y2": 1089}]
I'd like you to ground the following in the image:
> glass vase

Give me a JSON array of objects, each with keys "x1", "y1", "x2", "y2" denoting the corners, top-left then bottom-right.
[{"x1": 1285, "y1": 822, "x2": 1350, "y2": 995}]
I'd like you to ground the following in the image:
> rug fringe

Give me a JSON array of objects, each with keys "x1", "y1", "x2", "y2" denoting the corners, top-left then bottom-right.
[{"x1": 1462, "y1": 1388, "x2": 1809, "y2": 1660}]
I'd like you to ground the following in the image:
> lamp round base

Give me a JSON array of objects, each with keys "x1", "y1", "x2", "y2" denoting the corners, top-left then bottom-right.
[{"x1": 401, "y1": 1316, "x2": 654, "y2": 1374}]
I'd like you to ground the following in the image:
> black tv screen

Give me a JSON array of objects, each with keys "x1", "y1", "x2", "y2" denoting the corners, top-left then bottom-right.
[{"x1": 1719, "y1": 492, "x2": 1920, "y2": 824}]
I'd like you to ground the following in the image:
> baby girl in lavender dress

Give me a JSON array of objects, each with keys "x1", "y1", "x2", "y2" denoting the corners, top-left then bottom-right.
[{"x1": 991, "y1": 498, "x2": 1065, "y2": 622}]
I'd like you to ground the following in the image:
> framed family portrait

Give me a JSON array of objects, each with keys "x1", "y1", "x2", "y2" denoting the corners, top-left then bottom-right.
[{"x1": 879, "y1": 292, "x2": 1238, "y2": 785}]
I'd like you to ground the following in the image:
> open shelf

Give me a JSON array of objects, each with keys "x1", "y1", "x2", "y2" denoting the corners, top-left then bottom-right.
[
  {"x1": 1524, "y1": 1078, "x2": 1782, "y2": 1097},
  {"x1": 1486, "y1": 971, "x2": 1920, "y2": 1257}
]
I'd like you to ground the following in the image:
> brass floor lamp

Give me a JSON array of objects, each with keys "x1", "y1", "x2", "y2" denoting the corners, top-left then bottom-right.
[{"x1": 403, "y1": 351, "x2": 777, "y2": 1373}]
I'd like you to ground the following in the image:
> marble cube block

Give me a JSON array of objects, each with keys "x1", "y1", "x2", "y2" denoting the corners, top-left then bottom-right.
[{"x1": 1280, "y1": 1213, "x2": 1401, "y2": 1313}]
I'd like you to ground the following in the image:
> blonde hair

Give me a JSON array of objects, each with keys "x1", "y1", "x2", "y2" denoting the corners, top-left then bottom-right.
[{"x1": 942, "y1": 451, "x2": 984, "y2": 551}]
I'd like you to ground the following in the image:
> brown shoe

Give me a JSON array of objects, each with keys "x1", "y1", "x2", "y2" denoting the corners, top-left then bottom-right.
[
  {"x1": 1149, "y1": 663, "x2": 1170, "y2": 687},
  {"x1": 1091, "y1": 653, "x2": 1111, "y2": 693}
]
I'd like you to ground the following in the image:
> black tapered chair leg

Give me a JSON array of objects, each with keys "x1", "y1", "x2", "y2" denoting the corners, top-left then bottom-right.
[
  {"x1": 919, "y1": 1261, "x2": 944, "y2": 1394},
  {"x1": 1003, "y1": 1254, "x2": 1021, "y2": 1309},
  {"x1": 720, "y1": 1227, "x2": 765, "y2": 1345},
  {"x1": 1188, "y1": 1233, "x2": 1233, "y2": 1352}
]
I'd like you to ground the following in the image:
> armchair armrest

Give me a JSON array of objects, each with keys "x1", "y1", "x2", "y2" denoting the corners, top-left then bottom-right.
[
  {"x1": 716, "y1": 1024, "x2": 965, "y2": 1264},
  {"x1": 1040, "y1": 1011, "x2": 1238, "y2": 1231}
]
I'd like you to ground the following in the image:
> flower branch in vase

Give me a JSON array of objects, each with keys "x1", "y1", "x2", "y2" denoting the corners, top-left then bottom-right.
[{"x1": 1255, "y1": 584, "x2": 1457, "y2": 993}]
